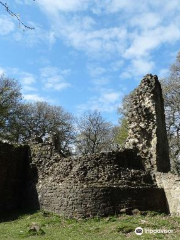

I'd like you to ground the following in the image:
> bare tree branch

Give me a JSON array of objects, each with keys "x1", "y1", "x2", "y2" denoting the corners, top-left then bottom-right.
[
  {"x1": 75, "y1": 111, "x2": 114, "y2": 155},
  {"x1": 0, "y1": 1, "x2": 35, "y2": 30}
]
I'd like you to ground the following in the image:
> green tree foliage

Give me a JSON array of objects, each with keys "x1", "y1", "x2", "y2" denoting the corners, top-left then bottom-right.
[
  {"x1": 115, "y1": 93, "x2": 133, "y2": 147},
  {"x1": 8, "y1": 101, "x2": 75, "y2": 156},
  {"x1": 113, "y1": 118, "x2": 128, "y2": 146},
  {"x1": 0, "y1": 75, "x2": 74, "y2": 156},
  {"x1": 0, "y1": 75, "x2": 22, "y2": 137}
]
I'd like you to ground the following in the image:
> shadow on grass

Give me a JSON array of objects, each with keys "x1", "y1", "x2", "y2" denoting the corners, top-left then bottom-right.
[{"x1": 0, "y1": 209, "x2": 38, "y2": 223}]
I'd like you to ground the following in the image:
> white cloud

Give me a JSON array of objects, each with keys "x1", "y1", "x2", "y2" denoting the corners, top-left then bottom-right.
[
  {"x1": 23, "y1": 86, "x2": 37, "y2": 92},
  {"x1": 21, "y1": 73, "x2": 36, "y2": 85},
  {"x1": 124, "y1": 25, "x2": 180, "y2": 59},
  {"x1": 92, "y1": 77, "x2": 110, "y2": 86},
  {"x1": 15, "y1": 0, "x2": 33, "y2": 4},
  {"x1": 40, "y1": 67, "x2": 71, "y2": 91},
  {"x1": 0, "y1": 15, "x2": 15, "y2": 35},
  {"x1": 158, "y1": 69, "x2": 169, "y2": 79},
  {"x1": 0, "y1": 67, "x2": 5, "y2": 75},
  {"x1": 38, "y1": 0, "x2": 91, "y2": 14},
  {"x1": 47, "y1": 31, "x2": 56, "y2": 47},
  {"x1": 80, "y1": 16, "x2": 95, "y2": 30},
  {"x1": 103, "y1": 0, "x2": 139, "y2": 13},
  {"x1": 2, "y1": 65, "x2": 70, "y2": 102},
  {"x1": 104, "y1": 0, "x2": 180, "y2": 14},
  {"x1": 101, "y1": 92, "x2": 120, "y2": 103},
  {"x1": 130, "y1": 13, "x2": 162, "y2": 30},
  {"x1": 2, "y1": 67, "x2": 37, "y2": 95},
  {"x1": 9, "y1": 0, "x2": 180, "y2": 89},
  {"x1": 38, "y1": 0, "x2": 180, "y2": 17},
  {"x1": 120, "y1": 58, "x2": 155, "y2": 80},
  {"x1": 87, "y1": 65, "x2": 106, "y2": 77},
  {"x1": 90, "y1": 0, "x2": 141, "y2": 14},
  {"x1": 59, "y1": 21, "x2": 127, "y2": 57},
  {"x1": 77, "y1": 88, "x2": 122, "y2": 113},
  {"x1": 23, "y1": 94, "x2": 46, "y2": 102},
  {"x1": 7, "y1": 68, "x2": 36, "y2": 90},
  {"x1": 35, "y1": 0, "x2": 180, "y2": 67},
  {"x1": 131, "y1": 59, "x2": 155, "y2": 76},
  {"x1": 162, "y1": 0, "x2": 180, "y2": 12},
  {"x1": 120, "y1": 71, "x2": 132, "y2": 80},
  {"x1": 0, "y1": 65, "x2": 65, "y2": 103},
  {"x1": 36, "y1": 2, "x2": 128, "y2": 57},
  {"x1": 44, "y1": 77, "x2": 70, "y2": 91},
  {"x1": 0, "y1": 16, "x2": 55, "y2": 48},
  {"x1": 110, "y1": 60, "x2": 124, "y2": 72},
  {"x1": 12, "y1": 24, "x2": 56, "y2": 48}
]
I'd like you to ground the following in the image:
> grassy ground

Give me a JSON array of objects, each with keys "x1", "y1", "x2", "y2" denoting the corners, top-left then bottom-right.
[{"x1": 0, "y1": 211, "x2": 180, "y2": 240}]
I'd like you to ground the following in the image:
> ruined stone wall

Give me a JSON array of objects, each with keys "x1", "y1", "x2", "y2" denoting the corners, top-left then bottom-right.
[
  {"x1": 22, "y1": 75, "x2": 180, "y2": 217},
  {"x1": 155, "y1": 173, "x2": 180, "y2": 215},
  {"x1": 0, "y1": 141, "x2": 29, "y2": 213},
  {"x1": 0, "y1": 74, "x2": 177, "y2": 218},
  {"x1": 26, "y1": 142, "x2": 168, "y2": 218},
  {"x1": 126, "y1": 74, "x2": 170, "y2": 172}
]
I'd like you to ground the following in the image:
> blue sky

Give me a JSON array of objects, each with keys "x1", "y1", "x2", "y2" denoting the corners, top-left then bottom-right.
[{"x1": 0, "y1": 0, "x2": 180, "y2": 124}]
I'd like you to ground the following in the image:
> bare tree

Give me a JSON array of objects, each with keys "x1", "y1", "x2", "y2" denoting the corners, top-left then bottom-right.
[
  {"x1": 118, "y1": 92, "x2": 134, "y2": 118},
  {"x1": 0, "y1": 1, "x2": 35, "y2": 30},
  {"x1": 161, "y1": 51, "x2": 180, "y2": 173},
  {"x1": 75, "y1": 110, "x2": 114, "y2": 155}
]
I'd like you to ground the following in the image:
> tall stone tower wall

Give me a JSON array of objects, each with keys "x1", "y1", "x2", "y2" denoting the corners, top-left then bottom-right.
[{"x1": 125, "y1": 74, "x2": 170, "y2": 172}]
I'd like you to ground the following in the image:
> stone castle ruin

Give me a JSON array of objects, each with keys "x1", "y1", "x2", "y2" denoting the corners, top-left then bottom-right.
[
  {"x1": 0, "y1": 74, "x2": 180, "y2": 218},
  {"x1": 125, "y1": 74, "x2": 170, "y2": 172}
]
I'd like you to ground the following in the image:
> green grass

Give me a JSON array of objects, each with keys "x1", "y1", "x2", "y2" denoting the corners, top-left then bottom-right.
[{"x1": 0, "y1": 211, "x2": 180, "y2": 240}]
